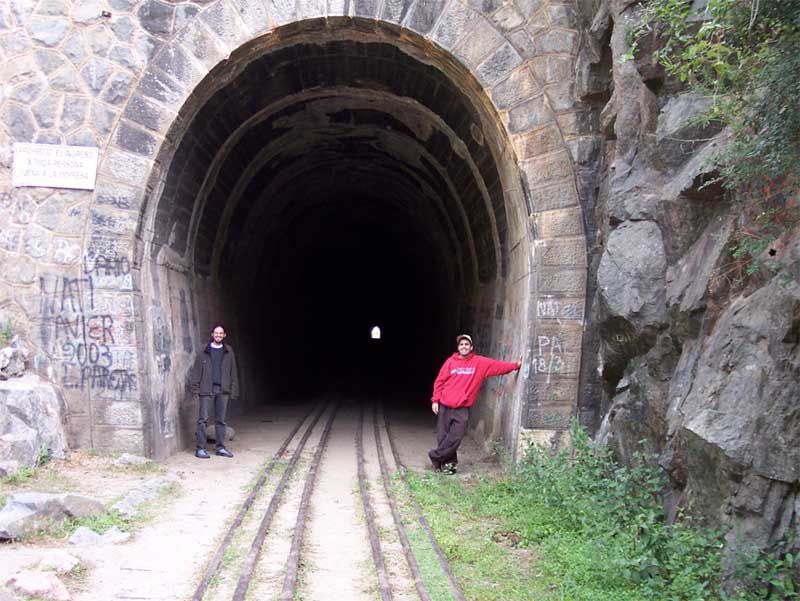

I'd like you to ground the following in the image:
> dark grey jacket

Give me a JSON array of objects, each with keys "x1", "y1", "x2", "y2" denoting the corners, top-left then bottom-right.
[{"x1": 190, "y1": 343, "x2": 239, "y2": 398}]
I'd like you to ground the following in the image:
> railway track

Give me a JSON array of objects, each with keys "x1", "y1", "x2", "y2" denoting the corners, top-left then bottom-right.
[{"x1": 191, "y1": 400, "x2": 466, "y2": 601}]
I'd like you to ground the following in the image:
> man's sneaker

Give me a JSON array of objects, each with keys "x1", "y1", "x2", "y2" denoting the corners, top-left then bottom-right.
[
  {"x1": 195, "y1": 448, "x2": 210, "y2": 459},
  {"x1": 431, "y1": 460, "x2": 442, "y2": 472},
  {"x1": 216, "y1": 447, "x2": 234, "y2": 458},
  {"x1": 441, "y1": 463, "x2": 457, "y2": 475}
]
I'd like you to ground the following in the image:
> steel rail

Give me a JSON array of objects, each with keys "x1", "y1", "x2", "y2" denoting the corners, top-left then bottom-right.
[
  {"x1": 372, "y1": 403, "x2": 432, "y2": 601},
  {"x1": 278, "y1": 402, "x2": 341, "y2": 600},
  {"x1": 232, "y1": 403, "x2": 329, "y2": 601},
  {"x1": 383, "y1": 406, "x2": 467, "y2": 601},
  {"x1": 192, "y1": 403, "x2": 319, "y2": 601},
  {"x1": 356, "y1": 404, "x2": 393, "y2": 601}
]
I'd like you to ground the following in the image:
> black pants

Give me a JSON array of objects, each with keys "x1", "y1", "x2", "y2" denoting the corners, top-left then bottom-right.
[
  {"x1": 428, "y1": 405, "x2": 469, "y2": 467},
  {"x1": 195, "y1": 386, "x2": 228, "y2": 449}
]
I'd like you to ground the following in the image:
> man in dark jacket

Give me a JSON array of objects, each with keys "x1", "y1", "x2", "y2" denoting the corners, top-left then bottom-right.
[
  {"x1": 191, "y1": 325, "x2": 239, "y2": 459},
  {"x1": 429, "y1": 334, "x2": 520, "y2": 474}
]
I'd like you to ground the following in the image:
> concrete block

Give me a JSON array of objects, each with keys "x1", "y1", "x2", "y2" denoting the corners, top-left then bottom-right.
[
  {"x1": 476, "y1": 41, "x2": 523, "y2": 88},
  {"x1": 93, "y1": 400, "x2": 144, "y2": 427},
  {"x1": 93, "y1": 180, "x2": 144, "y2": 212},
  {"x1": 533, "y1": 322, "x2": 584, "y2": 355},
  {"x1": 530, "y1": 55, "x2": 572, "y2": 85},
  {"x1": 509, "y1": 96, "x2": 554, "y2": 135},
  {"x1": 521, "y1": 150, "x2": 573, "y2": 187},
  {"x1": 525, "y1": 401, "x2": 573, "y2": 429},
  {"x1": 404, "y1": 0, "x2": 445, "y2": 34},
  {"x1": 116, "y1": 120, "x2": 159, "y2": 157},
  {"x1": 538, "y1": 267, "x2": 586, "y2": 295},
  {"x1": 154, "y1": 43, "x2": 205, "y2": 89},
  {"x1": 512, "y1": 124, "x2": 563, "y2": 160},
  {"x1": 454, "y1": 14, "x2": 504, "y2": 68},
  {"x1": 537, "y1": 236, "x2": 586, "y2": 267},
  {"x1": 535, "y1": 295, "x2": 585, "y2": 321},
  {"x1": 176, "y1": 21, "x2": 228, "y2": 69},
  {"x1": 534, "y1": 29, "x2": 577, "y2": 55},
  {"x1": 432, "y1": 0, "x2": 479, "y2": 51},
  {"x1": 100, "y1": 149, "x2": 152, "y2": 186},
  {"x1": 92, "y1": 426, "x2": 144, "y2": 455},
  {"x1": 528, "y1": 178, "x2": 581, "y2": 213},
  {"x1": 491, "y1": 65, "x2": 539, "y2": 110},
  {"x1": 270, "y1": 0, "x2": 297, "y2": 25}
]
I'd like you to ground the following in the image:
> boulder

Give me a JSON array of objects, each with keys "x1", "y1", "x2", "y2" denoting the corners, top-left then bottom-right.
[
  {"x1": 0, "y1": 336, "x2": 27, "y2": 379},
  {"x1": 671, "y1": 274, "x2": 800, "y2": 544},
  {"x1": 6, "y1": 570, "x2": 70, "y2": 601},
  {"x1": 68, "y1": 524, "x2": 129, "y2": 545},
  {"x1": 111, "y1": 475, "x2": 178, "y2": 518},
  {"x1": 38, "y1": 549, "x2": 81, "y2": 573},
  {"x1": 205, "y1": 424, "x2": 235, "y2": 443},
  {"x1": 598, "y1": 220, "x2": 668, "y2": 330},
  {"x1": 0, "y1": 492, "x2": 105, "y2": 540},
  {"x1": 0, "y1": 374, "x2": 68, "y2": 471}
]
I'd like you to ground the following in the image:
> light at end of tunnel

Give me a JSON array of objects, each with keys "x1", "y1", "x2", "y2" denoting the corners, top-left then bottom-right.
[{"x1": 370, "y1": 326, "x2": 381, "y2": 340}]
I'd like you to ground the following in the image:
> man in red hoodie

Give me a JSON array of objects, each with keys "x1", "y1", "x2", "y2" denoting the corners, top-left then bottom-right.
[{"x1": 429, "y1": 334, "x2": 520, "y2": 473}]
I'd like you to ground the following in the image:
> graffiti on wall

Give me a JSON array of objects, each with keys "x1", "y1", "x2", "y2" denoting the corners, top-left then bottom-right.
[{"x1": 39, "y1": 252, "x2": 137, "y2": 398}]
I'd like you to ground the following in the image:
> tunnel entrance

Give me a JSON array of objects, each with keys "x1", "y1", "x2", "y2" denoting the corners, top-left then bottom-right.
[{"x1": 136, "y1": 19, "x2": 541, "y2": 459}]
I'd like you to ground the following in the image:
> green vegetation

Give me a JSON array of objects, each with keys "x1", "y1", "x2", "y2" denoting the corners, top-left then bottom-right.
[
  {"x1": 0, "y1": 322, "x2": 12, "y2": 346},
  {"x1": 627, "y1": 0, "x2": 800, "y2": 273},
  {"x1": 409, "y1": 425, "x2": 798, "y2": 601},
  {"x1": 1, "y1": 443, "x2": 52, "y2": 486}
]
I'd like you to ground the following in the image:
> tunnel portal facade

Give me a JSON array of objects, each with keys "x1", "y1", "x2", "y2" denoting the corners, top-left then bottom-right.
[{"x1": 1, "y1": 1, "x2": 590, "y2": 459}]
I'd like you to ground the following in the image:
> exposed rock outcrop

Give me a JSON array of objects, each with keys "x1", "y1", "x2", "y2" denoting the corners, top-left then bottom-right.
[
  {"x1": 0, "y1": 374, "x2": 68, "y2": 474},
  {"x1": 0, "y1": 492, "x2": 105, "y2": 540},
  {"x1": 578, "y1": 0, "x2": 800, "y2": 558}
]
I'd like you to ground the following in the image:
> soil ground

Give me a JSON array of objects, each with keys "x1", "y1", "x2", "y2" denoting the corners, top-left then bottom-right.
[{"x1": 0, "y1": 401, "x2": 496, "y2": 601}]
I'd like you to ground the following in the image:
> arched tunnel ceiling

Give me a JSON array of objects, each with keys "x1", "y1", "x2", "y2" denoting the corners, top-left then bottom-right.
[{"x1": 154, "y1": 38, "x2": 511, "y2": 288}]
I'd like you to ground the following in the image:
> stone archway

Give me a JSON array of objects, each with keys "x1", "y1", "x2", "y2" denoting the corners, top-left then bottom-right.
[{"x1": 7, "y1": 1, "x2": 588, "y2": 459}]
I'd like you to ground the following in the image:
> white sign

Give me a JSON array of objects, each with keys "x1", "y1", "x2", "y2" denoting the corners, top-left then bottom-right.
[{"x1": 12, "y1": 143, "x2": 99, "y2": 190}]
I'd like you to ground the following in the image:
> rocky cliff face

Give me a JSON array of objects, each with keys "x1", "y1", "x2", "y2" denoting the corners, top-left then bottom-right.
[{"x1": 576, "y1": 0, "x2": 800, "y2": 554}]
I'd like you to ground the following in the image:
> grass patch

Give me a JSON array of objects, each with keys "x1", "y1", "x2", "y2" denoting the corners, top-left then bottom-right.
[{"x1": 407, "y1": 425, "x2": 798, "y2": 601}]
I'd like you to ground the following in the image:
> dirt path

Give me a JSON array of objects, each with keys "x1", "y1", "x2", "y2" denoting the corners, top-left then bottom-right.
[{"x1": 0, "y1": 401, "x2": 491, "y2": 601}]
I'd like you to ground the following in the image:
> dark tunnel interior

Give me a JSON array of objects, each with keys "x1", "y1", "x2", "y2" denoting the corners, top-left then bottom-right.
[{"x1": 149, "y1": 23, "x2": 516, "y2": 412}]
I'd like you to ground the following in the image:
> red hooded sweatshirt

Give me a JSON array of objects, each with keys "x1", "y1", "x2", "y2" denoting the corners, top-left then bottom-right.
[{"x1": 431, "y1": 353, "x2": 519, "y2": 409}]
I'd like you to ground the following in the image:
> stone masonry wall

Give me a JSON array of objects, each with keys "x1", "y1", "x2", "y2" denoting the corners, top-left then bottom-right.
[{"x1": 0, "y1": 0, "x2": 592, "y2": 458}]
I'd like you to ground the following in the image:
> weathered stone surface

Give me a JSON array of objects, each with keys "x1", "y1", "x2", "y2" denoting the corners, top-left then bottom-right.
[
  {"x1": 36, "y1": 0, "x2": 67, "y2": 16},
  {"x1": 59, "y1": 95, "x2": 89, "y2": 132},
  {"x1": 39, "y1": 549, "x2": 80, "y2": 573},
  {"x1": 72, "y1": 0, "x2": 104, "y2": 23},
  {"x1": 34, "y1": 49, "x2": 65, "y2": 74},
  {"x1": 0, "y1": 338, "x2": 28, "y2": 379},
  {"x1": 666, "y1": 213, "x2": 733, "y2": 314},
  {"x1": 102, "y1": 70, "x2": 134, "y2": 105},
  {"x1": 81, "y1": 57, "x2": 114, "y2": 93},
  {"x1": 68, "y1": 524, "x2": 130, "y2": 544},
  {"x1": 0, "y1": 492, "x2": 103, "y2": 540},
  {"x1": 86, "y1": 24, "x2": 113, "y2": 55},
  {"x1": 672, "y1": 276, "x2": 800, "y2": 537},
  {"x1": 49, "y1": 64, "x2": 84, "y2": 93},
  {"x1": 32, "y1": 93, "x2": 60, "y2": 128},
  {"x1": 597, "y1": 220, "x2": 667, "y2": 330},
  {"x1": 111, "y1": 475, "x2": 177, "y2": 518},
  {"x1": 62, "y1": 32, "x2": 87, "y2": 63},
  {"x1": 26, "y1": 16, "x2": 69, "y2": 46},
  {"x1": 2, "y1": 104, "x2": 36, "y2": 142},
  {"x1": 5, "y1": 570, "x2": 70, "y2": 601},
  {"x1": 111, "y1": 16, "x2": 134, "y2": 42},
  {"x1": 109, "y1": 45, "x2": 140, "y2": 71},
  {"x1": 137, "y1": 0, "x2": 174, "y2": 37},
  {"x1": 0, "y1": 374, "x2": 68, "y2": 472},
  {"x1": 23, "y1": 225, "x2": 49, "y2": 258}
]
